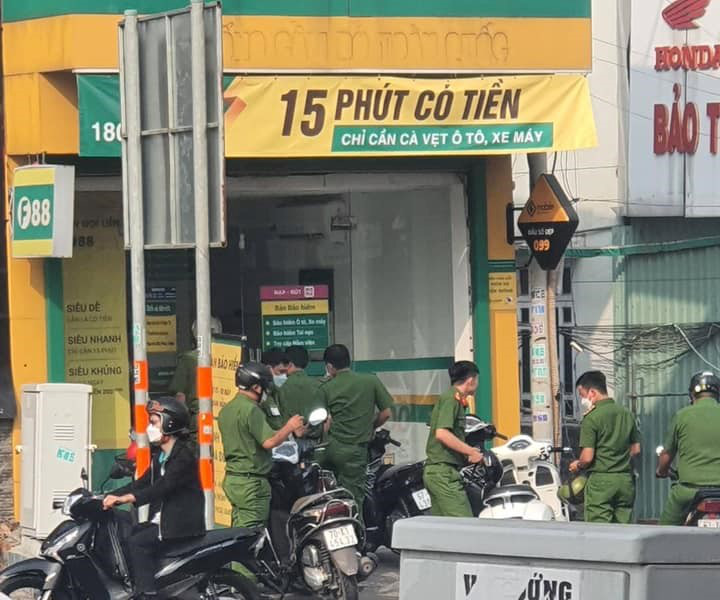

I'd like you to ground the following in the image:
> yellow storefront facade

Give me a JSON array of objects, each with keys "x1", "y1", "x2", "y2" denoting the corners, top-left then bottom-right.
[{"x1": 2, "y1": 0, "x2": 595, "y2": 515}]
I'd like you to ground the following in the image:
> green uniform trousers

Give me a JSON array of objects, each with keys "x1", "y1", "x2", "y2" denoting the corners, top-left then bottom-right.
[
  {"x1": 660, "y1": 483, "x2": 704, "y2": 526},
  {"x1": 223, "y1": 473, "x2": 272, "y2": 528},
  {"x1": 322, "y1": 439, "x2": 368, "y2": 520},
  {"x1": 423, "y1": 463, "x2": 472, "y2": 518},
  {"x1": 584, "y1": 472, "x2": 635, "y2": 524}
]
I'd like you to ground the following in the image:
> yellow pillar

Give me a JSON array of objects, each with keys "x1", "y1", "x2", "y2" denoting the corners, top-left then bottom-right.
[
  {"x1": 5, "y1": 156, "x2": 49, "y2": 519},
  {"x1": 485, "y1": 156, "x2": 521, "y2": 438}
]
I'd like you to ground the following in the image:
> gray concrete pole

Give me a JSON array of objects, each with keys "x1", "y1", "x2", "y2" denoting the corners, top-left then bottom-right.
[
  {"x1": 527, "y1": 154, "x2": 554, "y2": 443},
  {"x1": 191, "y1": 0, "x2": 215, "y2": 529},
  {"x1": 122, "y1": 10, "x2": 150, "y2": 522}
]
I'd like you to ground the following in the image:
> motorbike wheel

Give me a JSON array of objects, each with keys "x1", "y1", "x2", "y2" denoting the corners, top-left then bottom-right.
[
  {"x1": 333, "y1": 571, "x2": 358, "y2": 600},
  {"x1": 0, "y1": 574, "x2": 71, "y2": 599},
  {"x1": 204, "y1": 569, "x2": 260, "y2": 600}
]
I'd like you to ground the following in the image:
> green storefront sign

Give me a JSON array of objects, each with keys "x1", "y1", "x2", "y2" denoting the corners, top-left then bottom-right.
[{"x1": 77, "y1": 74, "x2": 234, "y2": 157}]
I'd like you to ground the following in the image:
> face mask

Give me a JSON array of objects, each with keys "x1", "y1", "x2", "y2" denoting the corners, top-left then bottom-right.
[
  {"x1": 147, "y1": 424, "x2": 163, "y2": 444},
  {"x1": 273, "y1": 374, "x2": 288, "y2": 388},
  {"x1": 580, "y1": 397, "x2": 593, "y2": 416}
]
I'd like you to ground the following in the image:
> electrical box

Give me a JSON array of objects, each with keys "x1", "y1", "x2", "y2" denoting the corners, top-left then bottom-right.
[{"x1": 20, "y1": 384, "x2": 93, "y2": 539}]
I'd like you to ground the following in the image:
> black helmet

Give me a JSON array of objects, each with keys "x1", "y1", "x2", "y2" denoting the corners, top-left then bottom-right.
[
  {"x1": 235, "y1": 362, "x2": 273, "y2": 393},
  {"x1": 146, "y1": 396, "x2": 190, "y2": 436},
  {"x1": 688, "y1": 371, "x2": 720, "y2": 400}
]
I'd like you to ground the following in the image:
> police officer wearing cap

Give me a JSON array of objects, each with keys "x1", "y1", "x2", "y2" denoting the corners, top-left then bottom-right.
[
  {"x1": 570, "y1": 370, "x2": 641, "y2": 523},
  {"x1": 218, "y1": 362, "x2": 305, "y2": 529},
  {"x1": 657, "y1": 371, "x2": 720, "y2": 525}
]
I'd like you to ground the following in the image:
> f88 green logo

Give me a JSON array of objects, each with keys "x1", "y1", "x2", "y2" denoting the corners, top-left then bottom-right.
[{"x1": 17, "y1": 196, "x2": 51, "y2": 230}]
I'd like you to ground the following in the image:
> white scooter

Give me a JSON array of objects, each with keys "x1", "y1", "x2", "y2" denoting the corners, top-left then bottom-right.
[
  {"x1": 463, "y1": 416, "x2": 569, "y2": 521},
  {"x1": 489, "y1": 433, "x2": 571, "y2": 521}
]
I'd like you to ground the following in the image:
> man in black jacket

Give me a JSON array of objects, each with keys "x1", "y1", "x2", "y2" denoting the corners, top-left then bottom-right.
[{"x1": 103, "y1": 397, "x2": 205, "y2": 598}]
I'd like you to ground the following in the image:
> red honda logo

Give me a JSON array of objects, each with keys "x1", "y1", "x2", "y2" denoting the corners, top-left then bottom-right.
[{"x1": 662, "y1": 0, "x2": 711, "y2": 30}]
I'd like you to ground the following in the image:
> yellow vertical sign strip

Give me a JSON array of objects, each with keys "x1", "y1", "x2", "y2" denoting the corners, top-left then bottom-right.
[
  {"x1": 62, "y1": 201, "x2": 130, "y2": 449},
  {"x1": 211, "y1": 338, "x2": 244, "y2": 527}
]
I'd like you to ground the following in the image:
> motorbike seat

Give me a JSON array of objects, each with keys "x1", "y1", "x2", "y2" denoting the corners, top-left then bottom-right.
[
  {"x1": 159, "y1": 527, "x2": 260, "y2": 558},
  {"x1": 376, "y1": 462, "x2": 423, "y2": 486},
  {"x1": 483, "y1": 484, "x2": 539, "y2": 502},
  {"x1": 291, "y1": 489, "x2": 354, "y2": 514},
  {"x1": 692, "y1": 488, "x2": 720, "y2": 503}
]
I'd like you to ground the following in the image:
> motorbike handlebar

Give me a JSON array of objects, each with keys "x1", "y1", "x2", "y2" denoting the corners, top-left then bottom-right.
[
  {"x1": 495, "y1": 433, "x2": 508, "y2": 441},
  {"x1": 551, "y1": 446, "x2": 573, "y2": 453},
  {"x1": 389, "y1": 438, "x2": 401, "y2": 447}
]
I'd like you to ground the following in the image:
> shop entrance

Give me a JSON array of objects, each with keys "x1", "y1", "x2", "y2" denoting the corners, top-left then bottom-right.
[{"x1": 210, "y1": 173, "x2": 472, "y2": 462}]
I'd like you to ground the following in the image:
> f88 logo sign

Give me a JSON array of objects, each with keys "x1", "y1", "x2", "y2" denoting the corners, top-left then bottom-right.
[{"x1": 16, "y1": 196, "x2": 51, "y2": 230}]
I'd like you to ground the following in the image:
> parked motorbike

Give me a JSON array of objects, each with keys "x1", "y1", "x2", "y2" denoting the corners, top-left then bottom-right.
[
  {"x1": 0, "y1": 470, "x2": 260, "y2": 599},
  {"x1": 363, "y1": 429, "x2": 430, "y2": 554},
  {"x1": 461, "y1": 416, "x2": 566, "y2": 521},
  {"x1": 246, "y1": 408, "x2": 364, "y2": 600},
  {"x1": 489, "y1": 432, "x2": 572, "y2": 521},
  {"x1": 656, "y1": 445, "x2": 720, "y2": 527}
]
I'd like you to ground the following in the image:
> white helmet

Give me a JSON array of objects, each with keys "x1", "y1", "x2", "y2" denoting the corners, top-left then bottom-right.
[{"x1": 192, "y1": 316, "x2": 223, "y2": 340}]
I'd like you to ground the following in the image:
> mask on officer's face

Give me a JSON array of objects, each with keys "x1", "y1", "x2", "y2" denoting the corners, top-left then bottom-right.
[
  {"x1": 273, "y1": 374, "x2": 288, "y2": 388},
  {"x1": 580, "y1": 396, "x2": 593, "y2": 416}
]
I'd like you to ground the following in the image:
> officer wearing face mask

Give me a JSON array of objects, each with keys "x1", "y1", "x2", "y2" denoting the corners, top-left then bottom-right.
[
  {"x1": 102, "y1": 397, "x2": 204, "y2": 599},
  {"x1": 260, "y1": 348, "x2": 290, "y2": 430},
  {"x1": 570, "y1": 370, "x2": 641, "y2": 523},
  {"x1": 218, "y1": 362, "x2": 305, "y2": 529}
]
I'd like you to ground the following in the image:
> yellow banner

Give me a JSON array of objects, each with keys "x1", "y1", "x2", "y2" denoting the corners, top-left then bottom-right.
[
  {"x1": 224, "y1": 75, "x2": 596, "y2": 158},
  {"x1": 211, "y1": 338, "x2": 245, "y2": 527},
  {"x1": 63, "y1": 201, "x2": 130, "y2": 449},
  {"x1": 261, "y1": 300, "x2": 330, "y2": 316}
]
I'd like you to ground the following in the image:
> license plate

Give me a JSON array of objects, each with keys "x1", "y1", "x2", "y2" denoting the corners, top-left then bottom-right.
[
  {"x1": 699, "y1": 518, "x2": 720, "y2": 528},
  {"x1": 412, "y1": 488, "x2": 432, "y2": 511},
  {"x1": 323, "y1": 525, "x2": 358, "y2": 551}
]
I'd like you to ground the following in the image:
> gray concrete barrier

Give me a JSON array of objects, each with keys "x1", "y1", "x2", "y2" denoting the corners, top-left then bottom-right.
[{"x1": 393, "y1": 517, "x2": 720, "y2": 600}]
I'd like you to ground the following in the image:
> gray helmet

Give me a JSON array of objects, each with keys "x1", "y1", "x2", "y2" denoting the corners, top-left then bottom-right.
[
  {"x1": 235, "y1": 362, "x2": 273, "y2": 393},
  {"x1": 689, "y1": 371, "x2": 720, "y2": 400}
]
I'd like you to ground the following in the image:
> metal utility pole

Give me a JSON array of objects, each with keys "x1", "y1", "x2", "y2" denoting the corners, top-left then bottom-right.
[
  {"x1": 122, "y1": 10, "x2": 150, "y2": 522},
  {"x1": 547, "y1": 259, "x2": 563, "y2": 455},
  {"x1": 191, "y1": 0, "x2": 215, "y2": 529},
  {"x1": 527, "y1": 154, "x2": 554, "y2": 444}
]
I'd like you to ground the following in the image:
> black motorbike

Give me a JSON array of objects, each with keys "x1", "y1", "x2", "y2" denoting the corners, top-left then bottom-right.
[
  {"x1": 243, "y1": 408, "x2": 364, "y2": 600},
  {"x1": 0, "y1": 476, "x2": 260, "y2": 599},
  {"x1": 363, "y1": 429, "x2": 429, "y2": 554}
]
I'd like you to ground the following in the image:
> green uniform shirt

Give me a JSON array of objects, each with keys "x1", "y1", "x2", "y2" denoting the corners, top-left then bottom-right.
[
  {"x1": 169, "y1": 349, "x2": 198, "y2": 407},
  {"x1": 664, "y1": 397, "x2": 720, "y2": 486},
  {"x1": 278, "y1": 370, "x2": 322, "y2": 421},
  {"x1": 260, "y1": 389, "x2": 285, "y2": 430},
  {"x1": 318, "y1": 371, "x2": 394, "y2": 445},
  {"x1": 426, "y1": 388, "x2": 467, "y2": 467},
  {"x1": 579, "y1": 398, "x2": 640, "y2": 473},
  {"x1": 218, "y1": 393, "x2": 275, "y2": 477}
]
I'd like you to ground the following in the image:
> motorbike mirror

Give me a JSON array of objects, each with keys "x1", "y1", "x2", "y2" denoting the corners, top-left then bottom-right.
[
  {"x1": 52, "y1": 499, "x2": 64, "y2": 510},
  {"x1": 656, "y1": 445, "x2": 665, "y2": 457},
  {"x1": 308, "y1": 408, "x2": 328, "y2": 427},
  {"x1": 81, "y1": 468, "x2": 89, "y2": 489}
]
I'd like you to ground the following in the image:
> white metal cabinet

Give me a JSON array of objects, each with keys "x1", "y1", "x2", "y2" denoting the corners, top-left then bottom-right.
[{"x1": 20, "y1": 384, "x2": 93, "y2": 539}]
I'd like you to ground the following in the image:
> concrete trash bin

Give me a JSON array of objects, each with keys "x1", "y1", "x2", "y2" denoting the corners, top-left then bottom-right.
[{"x1": 393, "y1": 517, "x2": 720, "y2": 600}]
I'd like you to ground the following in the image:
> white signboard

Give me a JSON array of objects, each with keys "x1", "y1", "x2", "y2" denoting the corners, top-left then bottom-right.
[
  {"x1": 629, "y1": 0, "x2": 720, "y2": 217},
  {"x1": 456, "y1": 564, "x2": 581, "y2": 600}
]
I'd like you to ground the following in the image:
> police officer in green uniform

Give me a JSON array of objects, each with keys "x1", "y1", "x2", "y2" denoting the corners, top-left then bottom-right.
[
  {"x1": 218, "y1": 362, "x2": 305, "y2": 529},
  {"x1": 317, "y1": 344, "x2": 393, "y2": 516},
  {"x1": 259, "y1": 348, "x2": 289, "y2": 430},
  {"x1": 278, "y1": 346, "x2": 322, "y2": 422},
  {"x1": 169, "y1": 317, "x2": 223, "y2": 426},
  {"x1": 570, "y1": 370, "x2": 641, "y2": 524},
  {"x1": 657, "y1": 371, "x2": 720, "y2": 525},
  {"x1": 423, "y1": 361, "x2": 484, "y2": 518}
]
